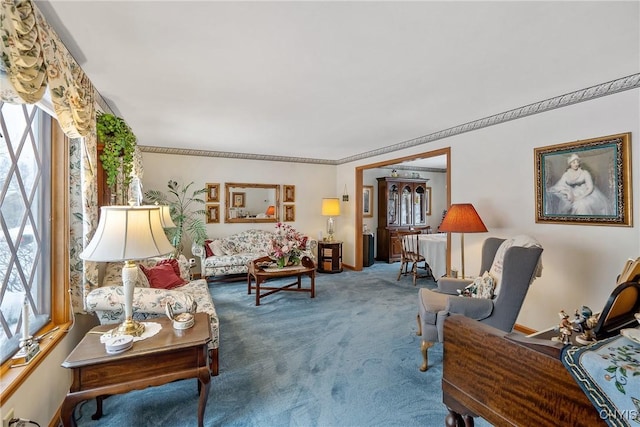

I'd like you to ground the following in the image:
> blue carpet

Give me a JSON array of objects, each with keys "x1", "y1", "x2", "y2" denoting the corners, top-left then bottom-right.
[{"x1": 73, "y1": 262, "x2": 492, "y2": 426}]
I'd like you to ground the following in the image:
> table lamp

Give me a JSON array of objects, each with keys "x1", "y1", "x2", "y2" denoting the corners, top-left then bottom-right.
[
  {"x1": 80, "y1": 206, "x2": 175, "y2": 336},
  {"x1": 158, "y1": 204, "x2": 177, "y2": 228},
  {"x1": 266, "y1": 205, "x2": 275, "y2": 217},
  {"x1": 438, "y1": 203, "x2": 488, "y2": 278},
  {"x1": 321, "y1": 198, "x2": 340, "y2": 241}
]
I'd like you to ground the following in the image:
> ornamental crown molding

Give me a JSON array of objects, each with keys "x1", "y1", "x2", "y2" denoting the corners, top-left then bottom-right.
[{"x1": 140, "y1": 73, "x2": 640, "y2": 165}]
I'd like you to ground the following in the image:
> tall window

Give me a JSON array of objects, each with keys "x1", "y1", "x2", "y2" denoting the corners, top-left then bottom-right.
[{"x1": 0, "y1": 102, "x2": 52, "y2": 363}]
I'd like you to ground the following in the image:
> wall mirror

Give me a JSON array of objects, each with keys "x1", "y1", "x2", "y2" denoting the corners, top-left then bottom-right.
[{"x1": 225, "y1": 183, "x2": 280, "y2": 223}]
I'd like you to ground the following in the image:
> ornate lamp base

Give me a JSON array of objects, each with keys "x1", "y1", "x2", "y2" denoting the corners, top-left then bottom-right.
[{"x1": 114, "y1": 318, "x2": 145, "y2": 337}]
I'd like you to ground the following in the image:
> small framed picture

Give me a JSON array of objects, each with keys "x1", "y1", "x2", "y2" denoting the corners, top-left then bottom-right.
[
  {"x1": 363, "y1": 185, "x2": 374, "y2": 218},
  {"x1": 232, "y1": 192, "x2": 245, "y2": 208},
  {"x1": 206, "y1": 183, "x2": 220, "y2": 203},
  {"x1": 206, "y1": 204, "x2": 220, "y2": 224},
  {"x1": 284, "y1": 205, "x2": 295, "y2": 222},
  {"x1": 284, "y1": 185, "x2": 295, "y2": 203},
  {"x1": 534, "y1": 133, "x2": 632, "y2": 226}
]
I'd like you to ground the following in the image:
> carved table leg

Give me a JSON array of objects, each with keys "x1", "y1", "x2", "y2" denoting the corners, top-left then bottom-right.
[
  {"x1": 461, "y1": 414, "x2": 475, "y2": 426},
  {"x1": 91, "y1": 396, "x2": 104, "y2": 420},
  {"x1": 446, "y1": 408, "x2": 474, "y2": 427},
  {"x1": 445, "y1": 409, "x2": 462, "y2": 427},
  {"x1": 420, "y1": 340, "x2": 434, "y2": 372}
]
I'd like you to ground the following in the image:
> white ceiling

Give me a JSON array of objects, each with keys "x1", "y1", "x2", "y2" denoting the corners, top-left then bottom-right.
[{"x1": 35, "y1": 1, "x2": 639, "y2": 166}]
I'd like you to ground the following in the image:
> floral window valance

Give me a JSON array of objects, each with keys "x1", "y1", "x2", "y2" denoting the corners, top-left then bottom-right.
[{"x1": 1, "y1": 0, "x2": 96, "y2": 138}]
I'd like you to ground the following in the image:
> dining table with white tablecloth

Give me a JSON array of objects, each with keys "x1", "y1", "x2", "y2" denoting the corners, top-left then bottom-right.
[{"x1": 417, "y1": 233, "x2": 447, "y2": 280}]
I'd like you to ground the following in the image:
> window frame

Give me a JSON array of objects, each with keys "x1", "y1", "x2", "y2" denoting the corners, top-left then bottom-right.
[{"x1": 0, "y1": 114, "x2": 71, "y2": 403}]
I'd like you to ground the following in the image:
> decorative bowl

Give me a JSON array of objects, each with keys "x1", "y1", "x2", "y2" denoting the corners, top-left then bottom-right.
[
  {"x1": 173, "y1": 313, "x2": 194, "y2": 330},
  {"x1": 105, "y1": 335, "x2": 133, "y2": 354}
]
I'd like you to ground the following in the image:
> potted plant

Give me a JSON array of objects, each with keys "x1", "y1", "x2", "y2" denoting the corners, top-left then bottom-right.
[
  {"x1": 96, "y1": 112, "x2": 137, "y2": 201},
  {"x1": 145, "y1": 180, "x2": 208, "y2": 257}
]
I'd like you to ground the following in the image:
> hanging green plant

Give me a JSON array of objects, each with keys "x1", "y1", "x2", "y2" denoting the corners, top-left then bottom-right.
[{"x1": 96, "y1": 112, "x2": 137, "y2": 190}]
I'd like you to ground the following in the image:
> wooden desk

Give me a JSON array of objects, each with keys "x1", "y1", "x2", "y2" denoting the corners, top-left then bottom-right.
[
  {"x1": 61, "y1": 313, "x2": 211, "y2": 427},
  {"x1": 442, "y1": 315, "x2": 603, "y2": 427},
  {"x1": 247, "y1": 256, "x2": 316, "y2": 306}
]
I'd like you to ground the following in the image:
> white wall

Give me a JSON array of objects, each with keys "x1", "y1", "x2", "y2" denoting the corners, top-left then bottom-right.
[
  {"x1": 141, "y1": 153, "x2": 337, "y2": 250},
  {"x1": 341, "y1": 89, "x2": 640, "y2": 330}
]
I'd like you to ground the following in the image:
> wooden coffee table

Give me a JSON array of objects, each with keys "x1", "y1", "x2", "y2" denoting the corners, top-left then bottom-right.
[
  {"x1": 60, "y1": 313, "x2": 211, "y2": 427},
  {"x1": 247, "y1": 256, "x2": 316, "y2": 306}
]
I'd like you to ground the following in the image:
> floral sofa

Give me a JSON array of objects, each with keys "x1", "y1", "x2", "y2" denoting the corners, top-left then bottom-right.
[
  {"x1": 85, "y1": 255, "x2": 220, "y2": 375},
  {"x1": 193, "y1": 228, "x2": 316, "y2": 279}
]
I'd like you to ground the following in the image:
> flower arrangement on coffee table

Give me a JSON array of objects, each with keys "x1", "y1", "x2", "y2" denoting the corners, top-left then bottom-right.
[{"x1": 269, "y1": 223, "x2": 309, "y2": 268}]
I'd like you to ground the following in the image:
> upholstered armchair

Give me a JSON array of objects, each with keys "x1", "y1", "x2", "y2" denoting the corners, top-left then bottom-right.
[{"x1": 416, "y1": 237, "x2": 543, "y2": 371}]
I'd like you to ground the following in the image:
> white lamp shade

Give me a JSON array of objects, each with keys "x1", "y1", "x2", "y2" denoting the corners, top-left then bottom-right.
[
  {"x1": 321, "y1": 198, "x2": 341, "y2": 216},
  {"x1": 158, "y1": 205, "x2": 177, "y2": 228},
  {"x1": 80, "y1": 206, "x2": 175, "y2": 261}
]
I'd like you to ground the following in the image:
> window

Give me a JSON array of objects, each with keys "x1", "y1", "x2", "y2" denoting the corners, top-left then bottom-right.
[{"x1": 0, "y1": 102, "x2": 51, "y2": 363}]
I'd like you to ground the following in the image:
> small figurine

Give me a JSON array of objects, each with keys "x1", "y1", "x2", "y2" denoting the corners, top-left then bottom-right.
[
  {"x1": 572, "y1": 305, "x2": 598, "y2": 345},
  {"x1": 552, "y1": 310, "x2": 573, "y2": 344},
  {"x1": 391, "y1": 169, "x2": 398, "y2": 178}
]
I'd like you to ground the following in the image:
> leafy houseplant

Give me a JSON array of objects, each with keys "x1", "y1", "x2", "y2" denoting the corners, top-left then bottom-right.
[
  {"x1": 144, "y1": 180, "x2": 208, "y2": 257},
  {"x1": 96, "y1": 112, "x2": 137, "y2": 198}
]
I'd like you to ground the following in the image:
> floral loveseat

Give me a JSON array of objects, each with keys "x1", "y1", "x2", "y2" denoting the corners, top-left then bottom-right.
[
  {"x1": 85, "y1": 255, "x2": 220, "y2": 375},
  {"x1": 193, "y1": 228, "x2": 316, "y2": 279}
]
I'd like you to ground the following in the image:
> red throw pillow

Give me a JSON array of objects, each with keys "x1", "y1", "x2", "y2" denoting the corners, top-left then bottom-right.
[
  {"x1": 156, "y1": 258, "x2": 181, "y2": 278},
  {"x1": 204, "y1": 239, "x2": 214, "y2": 258},
  {"x1": 140, "y1": 263, "x2": 187, "y2": 290}
]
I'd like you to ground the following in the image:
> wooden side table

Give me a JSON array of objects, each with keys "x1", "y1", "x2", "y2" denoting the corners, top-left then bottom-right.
[
  {"x1": 60, "y1": 313, "x2": 211, "y2": 427},
  {"x1": 317, "y1": 241, "x2": 343, "y2": 273}
]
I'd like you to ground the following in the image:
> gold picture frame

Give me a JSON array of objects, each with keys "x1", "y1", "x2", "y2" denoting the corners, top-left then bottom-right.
[
  {"x1": 284, "y1": 185, "x2": 295, "y2": 203},
  {"x1": 284, "y1": 205, "x2": 295, "y2": 222},
  {"x1": 231, "y1": 192, "x2": 245, "y2": 208},
  {"x1": 425, "y1": 186, "x2": 432, "y2": 216},
  {"x1": 206, "y1": 183, "x2": 220, "y2": 202},
  {"x1": 206, "y1": 204, "x2": 220, "y2": 224},
  {"x1": 363, "y1": 185, "x2": 374, "y2": 218},
  {"x1": 534, "y1": 133, "x2": 632, "y2": 226}
]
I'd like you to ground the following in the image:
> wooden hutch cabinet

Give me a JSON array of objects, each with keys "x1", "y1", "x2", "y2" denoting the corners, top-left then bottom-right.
[{"x1": 376, "y1": 177, "x2": 429, "y2": 262}]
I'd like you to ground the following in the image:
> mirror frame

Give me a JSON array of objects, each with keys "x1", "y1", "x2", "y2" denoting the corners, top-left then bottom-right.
[{"x1": 224, "y1": 182, "x2": 280, "y2": 223}]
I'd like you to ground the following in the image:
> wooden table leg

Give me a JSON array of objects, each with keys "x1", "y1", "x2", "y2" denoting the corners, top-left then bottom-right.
[
  {"x1": 197, "y1": 367, "x2": 211, "y2": 427},
  {"x1": 92, "y1": 396, "x2": 104, "y2": 420},
  {"x1": 255, "y1": 278, "x2": 261, "y2": 306},
  {"x1": 61, "y1": 394, "x2": 82, "y2": 427}
]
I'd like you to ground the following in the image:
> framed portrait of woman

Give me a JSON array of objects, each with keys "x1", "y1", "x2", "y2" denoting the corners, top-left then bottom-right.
[{"x1": 534, "y1": 133, "x2": 631, "y2": 226}]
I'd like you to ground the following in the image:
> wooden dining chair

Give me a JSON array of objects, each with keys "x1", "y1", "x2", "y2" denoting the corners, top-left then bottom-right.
[{"x1": 397, "y1": 230, "x2": 433, "y2": 286}]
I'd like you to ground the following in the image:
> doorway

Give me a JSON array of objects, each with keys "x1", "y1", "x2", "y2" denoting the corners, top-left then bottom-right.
[{"x1": 353, "y1": 147, "x2": 451, "y2": 271}]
